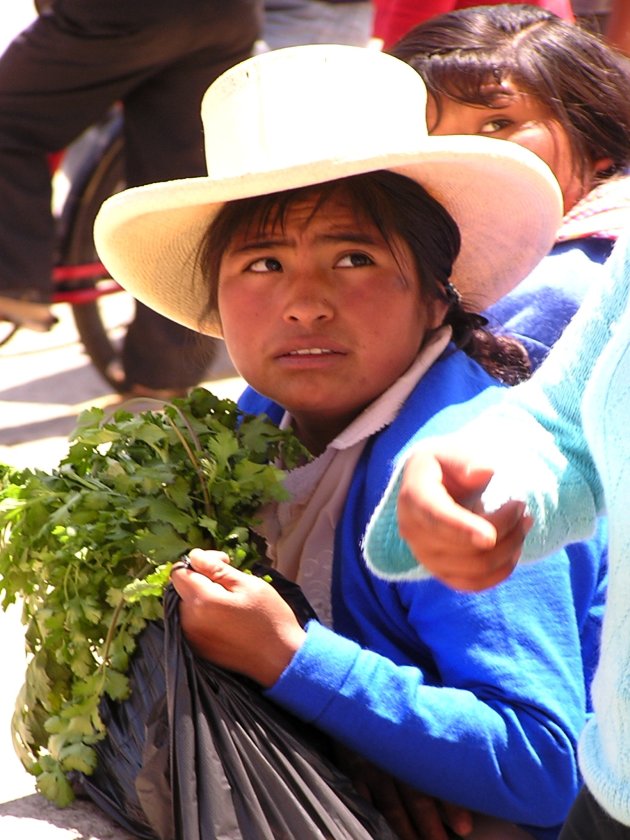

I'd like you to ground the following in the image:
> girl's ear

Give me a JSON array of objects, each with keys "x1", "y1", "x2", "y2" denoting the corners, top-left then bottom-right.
[{"x1": 428, "y1": 298, "x2": 450, "y2": 330}]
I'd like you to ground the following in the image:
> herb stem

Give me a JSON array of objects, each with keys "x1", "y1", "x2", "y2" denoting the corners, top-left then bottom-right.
[{"x1": 164, "y1": 411, "x2": 212, "y2": 517}]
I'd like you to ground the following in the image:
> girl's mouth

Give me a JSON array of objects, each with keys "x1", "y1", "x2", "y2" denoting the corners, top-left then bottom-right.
[{"x1": 286, "y1": 348, "x2": 336, "y2": 356}]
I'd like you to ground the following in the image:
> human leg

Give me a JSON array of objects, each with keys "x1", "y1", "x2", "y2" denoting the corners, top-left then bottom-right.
[
  {"x1": 559, "y1": 786, "x2": 630, "y2": 839},
  {"x1": 119, "y1": 0, "x2": 261, "y2": 390},
  {"x1": 0, "y1": 0, "x2": 259, "y2": 386},
  {"x1": 120, "y1": 0, "x2": 261, "y2": 188},
  {"x1": 121, "y1": 304, "x2": 217, "y2": 393},
  {"x1": 0, "y1": 1, "x2": 237, "y2": 320},
  {"x1": 0, "y1": 12, "x2": 135, "y2": 312}
]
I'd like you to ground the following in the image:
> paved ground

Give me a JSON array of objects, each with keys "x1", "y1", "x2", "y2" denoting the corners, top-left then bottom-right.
[
  {"x1": 0, "y1": 9, "x2": 245, "y2": 836},
  {"x1": 0, "y1": 295, "x2": 244, "y2": 837},
  {"x1": 0, "y1": 9, "x2": 244, "y2": 836}
]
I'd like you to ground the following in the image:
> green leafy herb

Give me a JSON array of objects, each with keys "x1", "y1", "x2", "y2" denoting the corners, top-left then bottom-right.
[{"x1": 0, "y1": 387, "x2": 307, "y2": 806}]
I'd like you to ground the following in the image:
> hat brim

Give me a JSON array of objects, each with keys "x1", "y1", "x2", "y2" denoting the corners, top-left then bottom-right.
[{"x1": 94, "y1": 134, "x2": 562, "y2": 337}]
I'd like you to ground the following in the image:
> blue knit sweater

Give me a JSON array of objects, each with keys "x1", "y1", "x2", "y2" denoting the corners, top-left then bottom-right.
[
  {"x1": 238, "y1": 347, "x2": 608, "y2": 839},
  {"x1": 365, "y1": 232, "x2": 630, "y2": 826},
  {"x1": 484, "y1": 237, "x2": 612, "y2": 369}
]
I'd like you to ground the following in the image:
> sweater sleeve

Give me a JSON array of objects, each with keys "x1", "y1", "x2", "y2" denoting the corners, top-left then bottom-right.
[
  {"x1": 363, "y1": 232, "x2": 630, "y2": 579},
  {"x1": 266, "y1": 523, "x2": 607, "y2": 830}
]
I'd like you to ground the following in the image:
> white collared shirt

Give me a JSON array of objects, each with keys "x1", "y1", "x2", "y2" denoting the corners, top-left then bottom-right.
[{"x1": 257, "y1": 327, "x2": 451, "y2": 626}]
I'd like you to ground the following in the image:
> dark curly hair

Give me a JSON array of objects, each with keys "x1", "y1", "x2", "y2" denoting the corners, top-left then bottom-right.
[{"x1": 389, "y1": 4, "x2": 630, "y2": 184}]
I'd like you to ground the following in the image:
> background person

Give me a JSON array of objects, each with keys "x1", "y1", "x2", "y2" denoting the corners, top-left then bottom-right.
[
  {"x1": 371, "y1": 0, "x2": 574, "y2": 50},
  {"x1": 389, "y1": 3, "x2": 630, "y2": 369},
  {"x1": 0, "y1": 0, "x2": 262, "y2": 397}
]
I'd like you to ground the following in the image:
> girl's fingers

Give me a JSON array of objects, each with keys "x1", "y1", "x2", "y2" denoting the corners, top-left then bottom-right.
[
  {"x1": 187, "y1": 548, "x2": 230, "y2": 572},
  {"x1": 170, "y1": 549, "x2": 239, "y2": 599},
  {"x1": 436, "y1": 509, "x2": 532, "y2": 591},
  {"x1": 398, "y1": 450, "x2": 499, "y2": 550}
]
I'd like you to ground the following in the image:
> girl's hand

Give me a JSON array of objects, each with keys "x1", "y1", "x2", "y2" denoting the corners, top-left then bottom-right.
[
  {"x1": 334, "y1": 745, "x2": 473, "y2": 840},
  {"x1": 170, "y1": 549, "x2": 306, "y2": 687},
  {"x1": 397, "y1": 442, "x2": 533, "y2": 591}
]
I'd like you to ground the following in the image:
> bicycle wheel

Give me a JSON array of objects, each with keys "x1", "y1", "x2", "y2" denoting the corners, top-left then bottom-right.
[{"x1": 59, "y1": 118, "x2": 131, "y2": 392}]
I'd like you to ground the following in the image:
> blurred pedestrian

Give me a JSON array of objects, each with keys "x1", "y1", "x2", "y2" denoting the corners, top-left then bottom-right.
[{"x1": 0, "y1": 0, "x2": 262, "y2": 397}]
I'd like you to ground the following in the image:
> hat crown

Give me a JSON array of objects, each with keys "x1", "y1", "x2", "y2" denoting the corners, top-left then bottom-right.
[
  {"x1": 95, "y1": 43, "x2": 562, "y2": 339},
  {"x1": 201, "y1": 45, "x2": 429, "y2": 181}
]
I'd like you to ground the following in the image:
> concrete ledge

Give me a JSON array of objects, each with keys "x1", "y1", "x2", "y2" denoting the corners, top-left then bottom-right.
[{"x1": 0, "y1": 794, "x2": 137, "y2": 840}]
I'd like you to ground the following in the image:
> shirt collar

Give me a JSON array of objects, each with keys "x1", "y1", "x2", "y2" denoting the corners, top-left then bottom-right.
[{"x1": 279, "y1": 326, "x2": 452, "y2": 452}]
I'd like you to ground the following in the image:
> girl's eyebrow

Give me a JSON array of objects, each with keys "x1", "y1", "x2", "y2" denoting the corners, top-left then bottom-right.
[
  {"x1": 227, "y1": 237, "x2": 291, "y2": 254},
  {"x1": 319, "y1": 231, "x2": 381, "y2": 246},
  {"x1": 227, "y1": 230, "x2": 382, "y2": 254}
]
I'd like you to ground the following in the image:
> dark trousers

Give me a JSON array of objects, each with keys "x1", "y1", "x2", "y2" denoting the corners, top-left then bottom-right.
[
  {"x1": 560, "y1": 786, "x2": 630, "y2": 839},
  {"x1": 0, "y1": 0, "x2": 261, "y2": 388}
]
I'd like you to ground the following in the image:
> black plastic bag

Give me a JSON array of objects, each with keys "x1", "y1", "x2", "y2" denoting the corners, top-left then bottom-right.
[{"x1": 77, "y1": 572, "x2": 398, "y2": 840}]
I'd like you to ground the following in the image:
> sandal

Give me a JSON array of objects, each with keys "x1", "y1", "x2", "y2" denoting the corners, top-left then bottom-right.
[{"x1": 0, "y1": 295, "x2": 57, "y2": 332}]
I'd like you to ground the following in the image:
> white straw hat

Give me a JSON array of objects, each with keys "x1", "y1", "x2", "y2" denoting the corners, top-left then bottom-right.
[{"x1": 94, "y1": 44, "x2": 563, "y2": 337}]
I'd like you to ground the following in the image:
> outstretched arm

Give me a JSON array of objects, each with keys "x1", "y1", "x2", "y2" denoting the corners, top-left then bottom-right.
[{"x1": 365, "y1": 233, "x2": 630, "y2": 587}]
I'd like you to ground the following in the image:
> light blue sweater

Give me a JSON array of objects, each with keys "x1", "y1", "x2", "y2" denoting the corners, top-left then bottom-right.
[{"x1": 365, "y1": 231, "x2": 630, "y2": 825}]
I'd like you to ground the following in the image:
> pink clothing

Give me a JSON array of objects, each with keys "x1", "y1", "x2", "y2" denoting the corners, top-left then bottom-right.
[
  {"x1": 556, "y1": 175, "x2": 630, "y2": 243},
  {"x1": 373, "y1": 0, "x2": 575, "y2": 48}
]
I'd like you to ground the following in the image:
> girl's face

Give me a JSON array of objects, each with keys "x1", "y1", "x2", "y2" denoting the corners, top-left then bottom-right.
[
  {"x1": 218, "y1": 190, "x2": 446, "y2": 454},
  {"x1": 426, "y1": 82, "x2": 603, "y2": 214}
]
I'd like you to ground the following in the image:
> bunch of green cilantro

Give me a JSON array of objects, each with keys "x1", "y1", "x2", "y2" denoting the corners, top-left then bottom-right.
[{"x1": 0, "y1": 387, "x2": 306, "y2": 807}]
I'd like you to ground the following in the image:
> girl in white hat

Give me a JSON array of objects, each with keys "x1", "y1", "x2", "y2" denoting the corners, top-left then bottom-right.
[{"x1": 94, "y1": 44, "x2": 605, "y2": 840}]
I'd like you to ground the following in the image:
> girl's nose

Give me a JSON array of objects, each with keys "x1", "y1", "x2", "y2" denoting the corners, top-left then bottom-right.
[
  {"x1": 285, "y1": 297, "x2": 333, "y2": 323},
  {"x1": 283, "y1": 268, "x2": 334, "y2": 324}
]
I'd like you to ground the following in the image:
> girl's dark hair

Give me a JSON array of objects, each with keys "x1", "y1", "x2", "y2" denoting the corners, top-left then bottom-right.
[
  {"x1": 389, "y1": 4, "x2": 630, "y2": 181},
  {"x1": 198, "y1": 170, "x2": 530, "y2": 385}
]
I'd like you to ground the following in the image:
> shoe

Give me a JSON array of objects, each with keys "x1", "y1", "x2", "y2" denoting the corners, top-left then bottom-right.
[
  {"x1": 104, "y1": 357, "x2": 126, "y2": 386},
  {"x1": 0, "y1": 295, "x2": 57, "y2": 332}
]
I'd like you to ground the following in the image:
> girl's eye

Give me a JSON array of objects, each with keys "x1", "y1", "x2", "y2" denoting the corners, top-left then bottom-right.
[
  {"x1": 479, "y1": 117, "x2": 512, "y2": 134},
  {"x1": 335, "y1": 252, "x2": 374, "y2": 268},
  {"x1": 248, "y1": 256, "x2": 282, "y2": 273}
]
